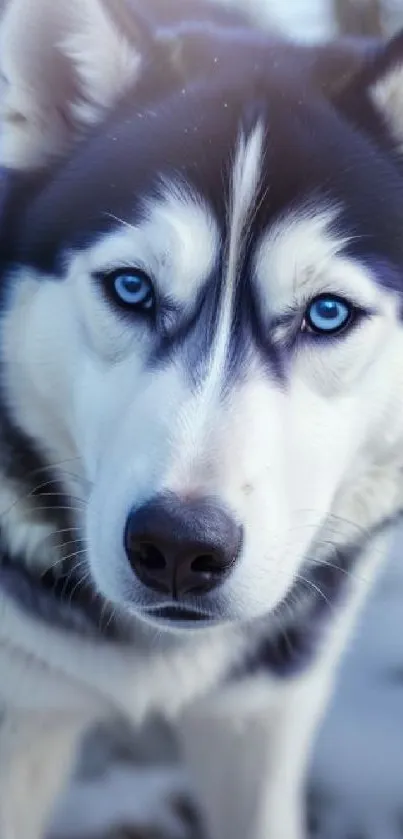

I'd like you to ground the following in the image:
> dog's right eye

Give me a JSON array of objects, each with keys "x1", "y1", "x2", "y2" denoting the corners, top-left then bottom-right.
[{"x1": 103, "y1": 269, "x2": 156, "y2": 313}]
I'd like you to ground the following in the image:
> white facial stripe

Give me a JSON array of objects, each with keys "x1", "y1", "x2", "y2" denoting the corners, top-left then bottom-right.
[
  {"x1": 166, "y1": 124, "x2": 265, "y2": 472},
  {"x1": 197, "y1": 122, "x2": 264, "y2": 404}
]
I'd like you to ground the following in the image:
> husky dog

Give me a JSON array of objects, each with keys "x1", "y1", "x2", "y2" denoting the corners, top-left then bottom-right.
[{"x1": 0, "y1": 0, "x2": 402, "y2": 837}]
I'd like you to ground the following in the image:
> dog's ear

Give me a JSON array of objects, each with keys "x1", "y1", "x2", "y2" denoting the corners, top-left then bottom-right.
[
  {"x1": 304, "y1": 37, "x2": 381, "y2": 97},
  {"x1": 367, "y1": 32, "x2": 403, "y2": 148},
  {"x1": 0, "y1": 0, "x2": 147, "y2": 170},
  {"x1": 335, "y1": 31, "x2": 403, "y2": 149}
]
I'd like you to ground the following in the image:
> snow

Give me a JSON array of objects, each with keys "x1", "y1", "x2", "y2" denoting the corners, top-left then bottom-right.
[{"x1": 308, "y1": 529, "x2": 403, "y2": 838}]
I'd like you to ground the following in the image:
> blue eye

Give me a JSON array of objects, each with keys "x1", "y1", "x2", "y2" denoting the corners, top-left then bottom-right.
[
  {"x1": 305, "y1": 295, "x2": 353, "y2": 336},
  {"x1": 112, "y1": 270, "x2": 155, "y2": 311}
]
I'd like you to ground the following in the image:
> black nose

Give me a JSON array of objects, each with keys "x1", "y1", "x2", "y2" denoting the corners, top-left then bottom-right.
[{"x1": 124, "y1": 494, "x2": 242, "y2": 598}]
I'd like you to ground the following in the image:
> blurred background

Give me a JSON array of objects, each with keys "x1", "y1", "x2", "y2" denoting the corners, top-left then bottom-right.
[
  {"x1": 28, "y1": 1, "x2": 402, "y2": 837},
  {"x1": 228, "y1": 0, "x2": 403, "y2": 39}
]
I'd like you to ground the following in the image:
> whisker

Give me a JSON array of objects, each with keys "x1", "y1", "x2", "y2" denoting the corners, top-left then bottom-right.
[
  {"x1": 66, "y1": 566, "x2": 92, "y2": 606},
  {"x1": 296, "y1": 575, "x2": 335, "y2": 615},
  {"x1": 59, "y1": 547, "x2": 87, "y2": 566},
  {"x1": 99, "y1": 599, "x2": 116, "y2": 634},
  {"x1": 29, "y1": 473, "x2": 89, "y2": 493},
  {"x1": 19, "y1": 505, "x2": 84, "y2": 516},
  {"x1": 317, "y1": 512, "x2": 368, "y2": 538},
  {"x1": 42, "y1": 555, "x2": 68, "y2": 575},
  {"x1": 18, "y1": 456, "x2": 84, "y2": 481},
  {"x1": 37, "y1": 528, "x2": 85, "y2": 557},
  {"x1": 42, "y1": 544, "x2": 86, "y2": 575},
  {"x1": 104, "y1": 211, "x2": 136, "y2": 233},
  {"x1": 56, "y1": 537, "x2": 87, "y2": 552},
  {"x1": 60, "y1": 559, "x2": 89, "y2": 600},
  {"x1": 29, "y1": 476, "x2": 76, "y2": 495},
  {"x1": 0, "y1": 472, "x2": 87, "y2": 529},
  {"x1": 42, "y1": 527, "x2": 83, "y2": 545},
  {"x1": 303, "y1": 555, "x2": 366, "y2": 585},
  {"x1": 36, "y1": 492, "x2": 86, "y2": 507}
]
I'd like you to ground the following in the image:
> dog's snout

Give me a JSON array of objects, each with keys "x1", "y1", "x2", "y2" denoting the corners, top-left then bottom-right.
[{"x1": 125, "y1": 494, "x2": 242, "y2": 598}]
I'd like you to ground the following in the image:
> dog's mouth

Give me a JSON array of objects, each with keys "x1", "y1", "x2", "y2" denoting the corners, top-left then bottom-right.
[
  {"x1": 144, "y1": 604, "x2": 219, "y2": 629},
  {"x1": 0, "y1": 559, "x2": 219, "y2": 638}
]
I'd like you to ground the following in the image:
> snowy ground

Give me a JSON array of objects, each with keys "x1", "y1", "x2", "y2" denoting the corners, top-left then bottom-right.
[{"x1": 309, "y1": 528, "x2": 403, "y2": 839}]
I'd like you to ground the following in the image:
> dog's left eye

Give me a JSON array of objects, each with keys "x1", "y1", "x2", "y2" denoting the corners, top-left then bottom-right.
[
  {"x1": 303, "y1": 295, "x2": 353, "y2": 336},
  {"x1": 110, "y1": 270, "x2": 155, "y2": 311}
]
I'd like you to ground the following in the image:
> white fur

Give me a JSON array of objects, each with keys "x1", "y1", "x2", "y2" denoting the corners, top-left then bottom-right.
[
  {"x1": 97, "y1": 186, "x2": 220, "y2": 311},
  {"x1": 1, "y1": 3, "x2": 403, "y2": 839},
  {"x1": 0, "y1": 711, "x2": 90, "y2": 839},
  {"x1": 182, "y1": 123, "x2": 265, "y2": 444},
  {"x1": 255, "y1": 207, "x2": 376, "y2": 319},
  {"x1": 0, "y1": 0, "x2": 142, "y2": 169}
]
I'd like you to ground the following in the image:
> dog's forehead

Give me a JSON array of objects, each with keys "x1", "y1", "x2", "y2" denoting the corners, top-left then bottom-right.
[{"x1": 10, "y1": 41, "x2": 403, "y2": 277}]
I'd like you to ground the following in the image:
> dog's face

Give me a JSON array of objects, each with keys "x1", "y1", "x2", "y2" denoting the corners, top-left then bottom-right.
[{"x1": 2, "y1": 0, "x2": 403, "y2": 631}]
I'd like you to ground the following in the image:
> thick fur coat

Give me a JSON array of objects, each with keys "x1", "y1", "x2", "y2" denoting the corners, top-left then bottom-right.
[{"x1": 0, "y1": 1, "x2": 403, "y2": 837}]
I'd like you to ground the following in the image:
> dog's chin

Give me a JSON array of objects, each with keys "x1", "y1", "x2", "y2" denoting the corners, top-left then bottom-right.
[{"x1": 137, "y1": 603, "x2": 225, "y2": 633}]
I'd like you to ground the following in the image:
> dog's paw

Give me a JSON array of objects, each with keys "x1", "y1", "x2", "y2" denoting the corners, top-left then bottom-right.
[{"x1": 48, "y1": 765, "x2": 200, "y2": 839}]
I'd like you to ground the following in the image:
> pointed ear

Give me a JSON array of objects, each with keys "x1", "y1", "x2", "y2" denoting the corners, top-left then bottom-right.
[
  {"x1": 367, "y1": 32, "x2": 403, "y2": 148},
  {"x1": 305, "y1": 37, "x2": 381, "y2": 97},
  {"x1": 0, "y1": 0, "x2": 145, "y2": 170},
  {"x1": 335, "y1": 31, "x2": 403, "y2": 148}
]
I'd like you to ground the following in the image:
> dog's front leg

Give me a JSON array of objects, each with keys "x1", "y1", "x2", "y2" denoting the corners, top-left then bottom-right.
[
  {"x1": 180, "y1": 667, "x2": 331, "y2": 839},
  {"x1": 0, "y1": 710, "x2": 89, "y2": 839},
  {"x1": 180, "y1": 535, "x2": 389, "y2": 839}
]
